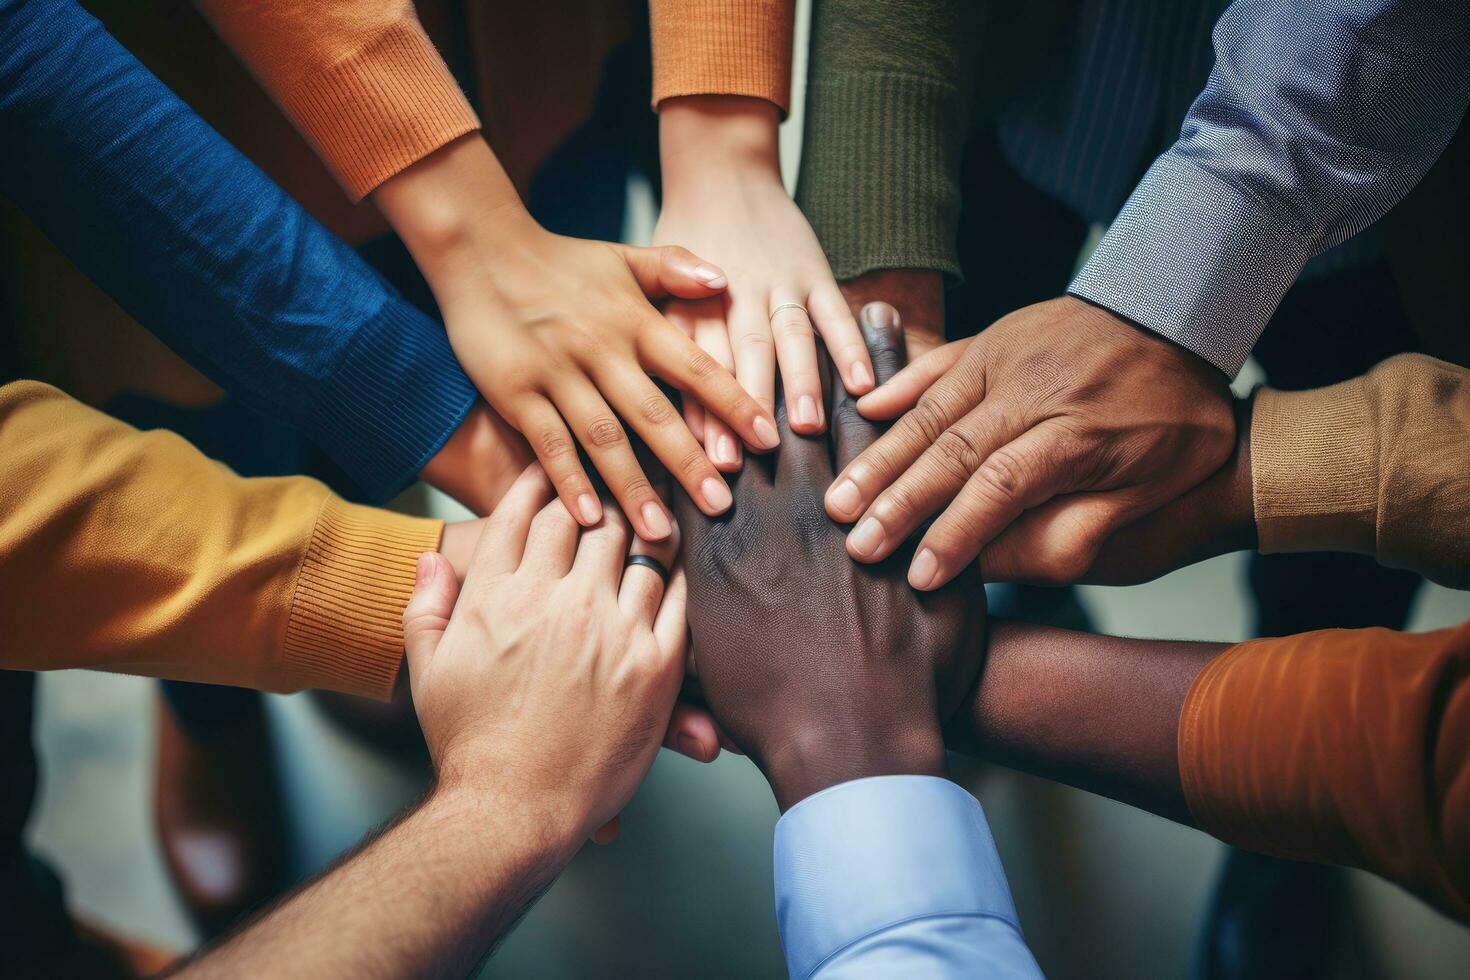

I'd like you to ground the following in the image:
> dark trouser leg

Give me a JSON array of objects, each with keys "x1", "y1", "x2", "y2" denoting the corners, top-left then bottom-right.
[{"x1": 1197, "y1": 258, "x2": 1420, "y2": 980}]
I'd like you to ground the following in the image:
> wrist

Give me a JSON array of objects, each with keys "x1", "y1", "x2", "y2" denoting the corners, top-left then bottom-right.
[
  {"x1": 427, "y1": 770, "x2": 584, "y2": 861},
  {"x1": 372, "y1": 133, "x2": 540, "y2": 287},
  {"x1": 659, "y1": 95, "x2": 782, "y2": 200},
  {"x1": 760, "y1": 723, "x2": 948, "y2": 813},
  {"x1": 421, "y1": 402, "x2": 534, "y2": 516}
]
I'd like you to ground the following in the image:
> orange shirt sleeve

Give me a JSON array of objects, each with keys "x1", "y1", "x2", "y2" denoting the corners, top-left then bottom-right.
[
  {"x1": 1179, "y1": 622, "x2": 1470, "y2": 920},
  {"x1": 0, "y1": 382, "x2": 442, "y2": 699},
  {"x1": 194, "y1": 0, "x2": 480, "y2": 200},
  {"x1": 649, "y1": 0, "x2": 794, "y2": 113}
]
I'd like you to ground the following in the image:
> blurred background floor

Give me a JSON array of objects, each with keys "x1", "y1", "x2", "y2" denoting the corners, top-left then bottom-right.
[{"x1": 27, "y1": 550, "x2": 1470, "y2": 978}]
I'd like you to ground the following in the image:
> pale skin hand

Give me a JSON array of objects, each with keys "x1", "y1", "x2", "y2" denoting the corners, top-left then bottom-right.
[
  {"x1": 827, "y1": 296, "x2": 1236, "y2": 589},
  {"x1": 374, "y1": 133, "x2": 779, "y2": 542},
  {"x1": 178, "y1": 469, "x2": 687, "y2": 980},
  {"x1": 655, "y1": 96, "x2": 874, "y2": 471}
]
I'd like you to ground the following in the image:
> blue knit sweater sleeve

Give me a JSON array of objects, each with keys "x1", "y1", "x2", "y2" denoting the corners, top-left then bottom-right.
[{"x1": 0, "y1": 0, "x2": 477, "y2": 502}]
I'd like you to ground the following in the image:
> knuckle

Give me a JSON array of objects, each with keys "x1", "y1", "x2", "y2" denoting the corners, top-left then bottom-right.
[
  {"x1": 676, "y1": 449, "x2": 709, "y2": 479},
  {"x1": 620, "y1": 475, "x2": 654, "y2": 500},
  {"x1": 639, "y1": 393, "x2": 677, "y2": 426},
  {"x1": 584, "y1": 416, "x2": 626, "y2": 448},
  {"x1": 904, "y1": 397, "x2": 951, "y2": 445},
  {"x1": 772, "y1": 311, "x2": 813, "y2": 339},
  {"x1": 931, "y1": 429, "x2": 984, "y2": 480},
  {"x1": 535, "y1": 429, "x2": 575, "y2": 461},
  {"x1": 873, "y1": 483, "x2": 920, "y2": 525},
  {"x1": 684, "y1": 347, "x2": 720, "y2": 380},
  {"x1": 975, "y1": 447, "x2": 1033, "y2": 504},
  {"x1": 735, "y1": 330, "x2": 775, "y2": 353}
]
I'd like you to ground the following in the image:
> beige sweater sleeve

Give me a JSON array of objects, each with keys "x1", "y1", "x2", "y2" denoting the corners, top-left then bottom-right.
[{"x1": 1252, "y1": 353, "x2": 1470, "y2": 589}]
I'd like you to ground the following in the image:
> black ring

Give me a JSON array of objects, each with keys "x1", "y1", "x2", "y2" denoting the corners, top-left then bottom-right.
[{"x1": 623, "y1": 553, "x2": 670, "y2": 583}]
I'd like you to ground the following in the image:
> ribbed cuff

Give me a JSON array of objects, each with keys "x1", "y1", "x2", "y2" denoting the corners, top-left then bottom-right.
[
  {"x1": 281, "y1": 19, "x2": 480, "y2": 200},
  {"x1": 281, "y1": 497, "x2": 443, "y2": 700},
  {"x1": 1252, "y1": 382, "x2": 1377, "y2": 556},
  {"x1": 650, "y1": 0, "x2": 793, "y2": 114},
  {"x1": 796, "y1": 74, "x2": 966, "y2": 284},
  {"x1": 311, "y1": 297, "x2": 478, "y2": 505},
  {"x1": 1069, "y1": 152, "x2": 1316, "y2": 377}
]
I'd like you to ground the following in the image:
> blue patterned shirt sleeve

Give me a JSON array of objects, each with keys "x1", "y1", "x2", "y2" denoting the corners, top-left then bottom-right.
[
  {"x1": 774, "y1": 775, "x2": 1044, "y2": 979},
  {"x1": 1069, "y1": 0, "x2": 1470, "y2": 376},
  {"x1": 0, "y1": 0, "x2": 477, "y2": 502}
]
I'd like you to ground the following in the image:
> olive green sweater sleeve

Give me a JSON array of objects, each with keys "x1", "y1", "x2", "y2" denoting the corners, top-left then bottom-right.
[{"x1": 794, "y1": 0, "x2": 982, "y2": 283}]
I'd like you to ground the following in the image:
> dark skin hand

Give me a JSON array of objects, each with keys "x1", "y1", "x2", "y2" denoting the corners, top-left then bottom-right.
[
  {"x1": 674, "y1": 303, "x2": 986, "y2": 811},
  {"x1": 839, "y1": 269, "x2": 947, "y2": 362}
]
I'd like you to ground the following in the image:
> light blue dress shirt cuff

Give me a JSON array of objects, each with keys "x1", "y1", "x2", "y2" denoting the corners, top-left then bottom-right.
[
  {"x1": 774, "y1": 775, "x2": 1042, "y2": 979},
  {"x1": 1067, "y1": 151, "x2": 1315, "y2": 378}
]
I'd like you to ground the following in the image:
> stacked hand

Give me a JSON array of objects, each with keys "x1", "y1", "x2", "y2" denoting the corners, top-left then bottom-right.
[
  {"x1": 404, "y1": 467, "x2": 688, "y2": 845},
  {"x1": 674, "y1": 304, "x2": 985, "y2": 811},
  {"x1": 654, "y1": 96, "x2": 875, "y2": 469},
  {"x1": 376, "y1": 134, "x2": 779, "y2": 542},
  {"x1": 828, "y1": 296, "x2": 1237, "y2": 588}
]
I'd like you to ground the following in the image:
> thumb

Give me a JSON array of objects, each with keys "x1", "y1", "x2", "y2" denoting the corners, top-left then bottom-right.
[
  {"x1": 615, "y1": 243, "x2": 728, "y2": 300},
  {"x1": 403, "y1": 552, "x2": 461, "y2": 675},
  {"x1": 856, "y1": 336, "x2": 971, "y2": 420}
]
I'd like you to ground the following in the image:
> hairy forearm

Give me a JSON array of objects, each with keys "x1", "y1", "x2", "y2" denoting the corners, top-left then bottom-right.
[
  {"x1": 947, "y1": 621, "x2": 1226, "y2": 824},
  {"x1": 177, "y1": 785, "x2": 578, "y2": 979}
]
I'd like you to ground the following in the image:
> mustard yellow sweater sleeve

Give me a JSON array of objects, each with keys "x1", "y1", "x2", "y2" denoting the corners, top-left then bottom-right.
[
  {"x1": 1252, "y1": 353, "x2": 1470, "y2": 589},
  {"x1": 0, "y1": 381, "x2": 442, "y2": 699},
  {"x1": 194, "y1": 0, "x2": 480, "y2": 200}
]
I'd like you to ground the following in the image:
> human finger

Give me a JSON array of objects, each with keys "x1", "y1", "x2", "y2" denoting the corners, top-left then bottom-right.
[
  {"x1": 514, "y1": 397, "x2": 602, "y2": 527},
  {"x1": 550, "y1": 378, "x2": 674, "y2": 542},
  {"x1": 768, "y1": 296, "x2": 825, "y2": 435},
  {"x1": 808, "y1": 282, "x2": 874, "y2": 395}
]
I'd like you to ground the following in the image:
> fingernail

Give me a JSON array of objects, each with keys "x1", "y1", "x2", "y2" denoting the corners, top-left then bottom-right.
[
  {"x1": 909, "y1": 548, "x2": 939, "y2": 590},
  {"x1": 577, "y1": 493, "x2": 601, "y2": 525},
  {"x1": 693, "y1": 264, "x2": 727, "y2": 288},
  {"x1": 701, "y1": 477, "x2": 732, "y2": 512},
  {"x1": 827, "y1": 478, "x2": 862, "y2": 517},
  {"x1": 796, "y1": 395, "x2": 818, "y2": 427},
  {"x1": 861, "y1": 301, "x2": 900, "y2": 331},
  {"x1": 848, "y1": 517, "x2": 885, "y2": 558},
  {"x1": 415, "y1": 552, "x2": 433, "y2": 586},
  {"x1": 716, "y1": 434, "x2": 737, "y2": 465},
  {"x1": 753, "y1": 415, "x2": 780, "y2": 449},
  {"x1": 851, "y1": 361, "x2": 873, "y2": 389},
  {"x1": 641, "y1": 501, "x2": 673, "y2": 540}
]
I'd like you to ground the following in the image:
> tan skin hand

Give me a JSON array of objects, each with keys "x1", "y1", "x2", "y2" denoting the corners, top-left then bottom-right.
[
  {"x1": 374, "y1": 134, "x2": 778, "y2": 544},
  {"x1": 405, "y1": 466, "x2": 688, "y2": 844},
  {"x1": 656, "y1": 96, "x2": 874, "y2": 470},
  {"x1": 839, "y1": 269, "x2": 947, "y2": 362},
  {"x1": 829, "y1": 296, "x2": 1236, "y2": 589}
]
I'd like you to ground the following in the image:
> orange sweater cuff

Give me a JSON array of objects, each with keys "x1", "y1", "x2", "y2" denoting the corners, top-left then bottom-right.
[
  {"x1": 281, "y1": 497, "x2": 443, "y2": 700},
  {"x1": 282, "y1": 19, "x2": 480, "y2": 200},
  {"x1": 650, "y1": 0, "x2": 793, "y2": 114}
]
